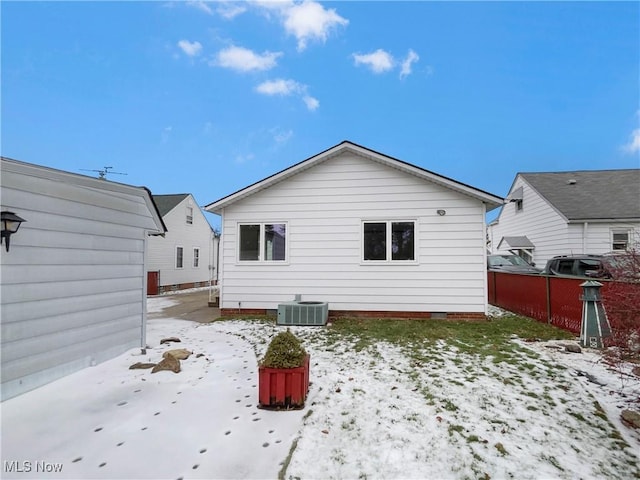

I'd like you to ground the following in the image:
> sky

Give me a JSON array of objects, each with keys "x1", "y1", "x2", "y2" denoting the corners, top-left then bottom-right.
[
  {"x1": 2, "y1": 294, "x2": 639, "y2": 479},
  {"x1": 2, "y1": 1, "x2": 639, "y2": 228}
]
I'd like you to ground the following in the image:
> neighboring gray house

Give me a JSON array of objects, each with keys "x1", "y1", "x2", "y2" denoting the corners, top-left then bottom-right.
[
  {"x1": 488, "y1": 169, "x2": 640, "y2": 266},
  {"x1": 147, "y1": 194, "x2": 218, "y2": 294},
  {"x1": 205, "y1": 141, "x2": 503, "y2": 318},
  {"x1": 0, "y1": 157, "x2": 166, "y2": 400}
]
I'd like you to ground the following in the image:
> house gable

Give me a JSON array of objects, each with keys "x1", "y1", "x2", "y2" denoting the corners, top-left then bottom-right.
[{"x1": 206, "y1": 141, "x2": 503, "y2": 213}]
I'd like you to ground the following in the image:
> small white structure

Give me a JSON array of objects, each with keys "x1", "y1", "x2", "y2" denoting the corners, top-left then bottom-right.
[
  {"x1": 0, "y1": 157, "x2": 166, "y2": 400},
  {"x1": 489, "y1": 170, "x2": 640, "y2": 266},
  {"x1": 147, "y1": 194, "x2": 218, "y2": 294},
  {"x1": 205, "y1": 141, "x2": 503, "y2": 318}
]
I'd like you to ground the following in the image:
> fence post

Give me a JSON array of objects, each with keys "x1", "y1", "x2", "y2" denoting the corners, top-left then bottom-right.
[
  {"x1": 545, "y1": 275, "x2": 552, "y2": 324},
  {"x1": 579, "y1": 280, "x2": 612, "y2": 348}
]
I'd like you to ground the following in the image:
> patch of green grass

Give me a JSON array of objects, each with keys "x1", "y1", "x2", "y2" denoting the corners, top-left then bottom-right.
[
  {"x1": 495, "y1": 442, "x2": 508, "y2": 456},
  {"x1": 325, "y1": 315, "x2": 573, "y2": 369},
  {"x1": 467, "y1": 434, "x2": 481, "y2": 443},
  {"x1": 448, "y1": 424, "x2": 465, "y2": 436},
  {"x1": 568, "y1": 411, "x2": 587, "y2": 422},
  {"x1": 442, "y1": 399, "x2": 458, "y2": 412},
  {"x1": 543, "y1": 454, "x2": 565, "y2": 472}
]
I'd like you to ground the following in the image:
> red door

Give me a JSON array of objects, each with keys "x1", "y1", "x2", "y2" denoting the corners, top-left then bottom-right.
[{"x1": 147, "y1": 271, "x2": 159, "y2": 296}]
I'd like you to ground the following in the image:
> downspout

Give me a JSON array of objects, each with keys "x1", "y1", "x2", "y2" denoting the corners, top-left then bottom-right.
[
  {"x1": 141, "y1": 231, "x2": 149, "y2": 354},
  {"x1": 482, "y1": 203, "x2": 489, "y2": 316},
  {"x1": 218, "y1": 208, "x2": 224, "y2": 310},
  {"x1": 583, "y1": 222, "x2": 589, "y2": 254}
]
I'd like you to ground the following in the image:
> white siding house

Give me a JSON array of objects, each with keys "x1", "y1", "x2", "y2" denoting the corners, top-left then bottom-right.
[
  {"x1": 489, "y1": 170, "x2": 640, "y2": 266},
  {"x1": 147, "y1": 194, "x2": 218, "y2": 294},
  {"x1": 205, "y1": 142, "x2": 503, "y2": 318},
  {"x1": 0, "y1": 157, "x2": 165, "y2": 400}
]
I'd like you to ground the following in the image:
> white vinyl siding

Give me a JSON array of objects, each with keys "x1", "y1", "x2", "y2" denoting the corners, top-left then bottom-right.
[
  {"x1": 219, "y1": 152, "x2": 487, "y2": 313},
  {"x1": 0, "y1": 159, "x2": 163, "y2": 401}
]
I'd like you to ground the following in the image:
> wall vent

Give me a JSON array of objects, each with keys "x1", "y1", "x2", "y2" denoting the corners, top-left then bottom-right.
[{"x1": 277, "y1": 301, "x2": 328, "y2": 326}]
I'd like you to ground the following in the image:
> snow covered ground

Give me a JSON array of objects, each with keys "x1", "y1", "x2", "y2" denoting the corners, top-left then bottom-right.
[{"x1": 2, "y1": 297, "x2": 639, "y2": 480}]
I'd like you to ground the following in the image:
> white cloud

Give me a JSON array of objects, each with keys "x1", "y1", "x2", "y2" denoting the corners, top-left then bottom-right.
[
  {"x1": 400, "y1": 49, "x2": 419, "y2": 79},
  {"x1": 622, "y1": 128, "x2": 640, "y2": 154},
  {"x1": 161, "y1": 126, "x2": 172, "y2": 144},
  {"x1": 186, "y1": 1, "x2": 213, "y2": 15},
  {"x1": 177, "y1": 40, "x2": 203, "y2": 57},
  {"x1": 272, "y1": 128, "x2": 293, "y2": 144},
  {"x1": 256, "y1": 78, "x2": 302, "y2": 96},
  {"x1": 255, "y1": 78, "x2": 319, "y2": 111},
  {"x1": 252, "y1": 1, "x2": 347, "y2": 51},
  {"x1": 216, "y1": 1, "x2": 247, "y2": 19},
  {"x1": 234, "y1": 152, "x2": 255, "y2": 164},
  {"x1": 303, "y1": 95, "x2": 319, "y2": 111},
  {"x1": 353, "y1": 49, "x2": 395, "y2": 74},
  {"x1": 214, "y1": 46, "x2": 282, "y2": 72}
]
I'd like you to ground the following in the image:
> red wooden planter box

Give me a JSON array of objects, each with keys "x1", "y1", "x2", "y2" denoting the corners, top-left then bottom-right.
[{"x1": 258, "y1": 355, "x2": 310, "y2": 410}]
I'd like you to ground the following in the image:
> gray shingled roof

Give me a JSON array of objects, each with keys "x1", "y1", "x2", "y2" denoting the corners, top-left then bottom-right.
[
  {"x1": 152, "y1": 194, "x2": 189, "y2": 217},
  {"x1": 520, "y1": 170, "x2": 640, "y2": 221}
]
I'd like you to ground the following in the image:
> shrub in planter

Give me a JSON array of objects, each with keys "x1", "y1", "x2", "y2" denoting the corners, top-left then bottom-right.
[{"x1": 258, "y1": 329, "x2": 310, "y2": 410}]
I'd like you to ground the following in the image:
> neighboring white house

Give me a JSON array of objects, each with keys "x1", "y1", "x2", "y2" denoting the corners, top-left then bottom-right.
[
  {"x1": 147, "y1": 194, "x2": 218, "y2": 294},
  {"x1": 488, "y1": 169, "x2": 640, "y2": 266},
  {"x1": 205, "y1": 141, "x2": 503, "y2": 318},
  {"x1": 0, "y1": 157, "x2": 166, "y2": 401}
]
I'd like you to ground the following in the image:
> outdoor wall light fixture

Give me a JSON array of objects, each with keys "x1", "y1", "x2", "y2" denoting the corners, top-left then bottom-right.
[
  {"x1": 1, "y1": 211, "x2": 26, "y2": 252},
  {"x1": 437, "y1": 209, "x2": 446, "y2": 216}
]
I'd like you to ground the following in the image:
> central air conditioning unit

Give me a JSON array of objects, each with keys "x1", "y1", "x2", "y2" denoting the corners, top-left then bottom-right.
[{"x1": 277, "y1": 301, "x2": 329, "y2": 326}]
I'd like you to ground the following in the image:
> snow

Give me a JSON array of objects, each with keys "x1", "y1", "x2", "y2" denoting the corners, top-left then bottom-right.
[{"x1": 2, "y1": 298, "x2": 639, "y2": 480}]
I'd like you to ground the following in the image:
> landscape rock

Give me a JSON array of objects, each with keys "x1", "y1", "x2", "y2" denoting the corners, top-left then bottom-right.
[
  {"x1": 129, "y1": 362, "x2": 156, "y2": 370},
  {"x1": 632, "y1": 366, "x2": 640, "y2": 378},
  {"x1": 621, "y1": 410, "x2": 640, "y2": 429},
  {"x1": 564, "y1": 343, "x2": 582, "y2": 354},
  {"x1": 163, "y1": 348, "x2": 192, "y2": 360},
  {"x1": 151, "y1": 355, "x2": 181, "y2": 374},
  {"x1": 160, "y1": 337, "x2": 181, "y2": 345}
]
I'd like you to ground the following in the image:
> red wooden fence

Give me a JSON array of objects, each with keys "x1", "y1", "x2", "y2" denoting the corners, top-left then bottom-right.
[{"x1": 488, "y1": 272, "x2": 639, "y2": 334}]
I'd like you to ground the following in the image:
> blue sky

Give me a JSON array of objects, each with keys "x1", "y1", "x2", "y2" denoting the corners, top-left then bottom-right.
[{"x1": 2, "y1": 1, "x2": 639, "y2": 228}]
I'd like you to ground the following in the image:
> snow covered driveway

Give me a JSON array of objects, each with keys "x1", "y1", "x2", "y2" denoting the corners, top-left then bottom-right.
[{"x1": 2, "y1": 294, "x2": 639, "y2": 479}]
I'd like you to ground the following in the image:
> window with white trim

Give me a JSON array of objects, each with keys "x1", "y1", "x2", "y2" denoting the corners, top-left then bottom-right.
[
  {"x1": 363, "y1": 220, "x2": 416, "y2": 262},
  {"x1": 193, "y1": 247, "x2": 200, "y2": 268},
  {"x1": 176, "y1": 246, "x2": 184, "y2": 268},
  {"x1": 612, "y1": 230, "x2": 630, "y2": 251},
  {"x1": 238, "y1": 223, "x2": 287, "y2": 262},
  {"x1": 186, "y1": 206, "x2": 193, "y2": 225}
]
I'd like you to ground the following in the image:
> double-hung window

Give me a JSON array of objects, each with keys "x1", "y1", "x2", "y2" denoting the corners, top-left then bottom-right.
[
  {"x1": 612, "y1": 230, "x2": 630, "y2": 251},
  {"x1": 176, "y1": 246, "x2": 184, "y2": 269},
  {"x1": 362, "y1": 220, "x2": 416, "y2": 262},
  {"x1": 193, "y1": 247, "x2": 200, "y2": 268},
  {"x1": 238, "y1": 223, "x2": 287, "y2": 262}
]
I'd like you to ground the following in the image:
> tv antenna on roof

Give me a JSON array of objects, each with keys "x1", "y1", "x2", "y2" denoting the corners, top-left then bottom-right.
[{"x1": 80, "y1": 166, "x2": 128, "y2": 180}]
